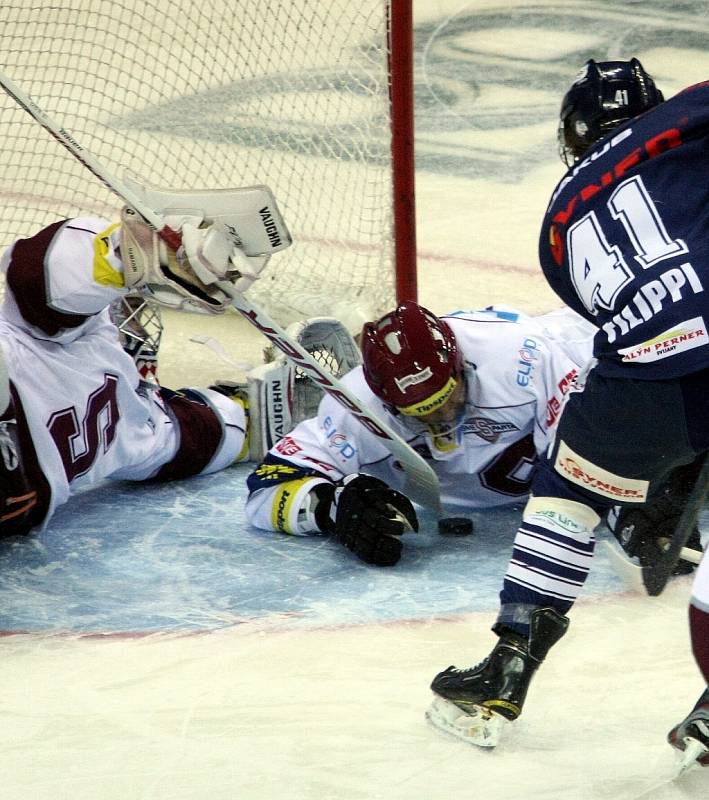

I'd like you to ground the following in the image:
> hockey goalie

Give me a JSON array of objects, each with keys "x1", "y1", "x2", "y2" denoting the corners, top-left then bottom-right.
[{"x1": 0, "y1": 182, "x2": 298, "y2": 536}]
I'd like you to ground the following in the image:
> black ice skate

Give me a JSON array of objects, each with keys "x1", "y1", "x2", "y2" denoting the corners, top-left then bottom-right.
[
  {"x1": 426, "y1": 607, "x2": 569, "y2": 747},
  {"x1": 667, "y1": 688, "x2": 709, "y2": 774}
]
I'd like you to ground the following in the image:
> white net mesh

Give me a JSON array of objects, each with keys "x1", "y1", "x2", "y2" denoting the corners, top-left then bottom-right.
[{"x1": 0, "y1": 0, "x2": 399, "y2": 326}]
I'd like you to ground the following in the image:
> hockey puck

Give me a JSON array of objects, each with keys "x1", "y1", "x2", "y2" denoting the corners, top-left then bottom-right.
[{"x1": 438, "y1": 517, "x2": 474, "y2": 536}]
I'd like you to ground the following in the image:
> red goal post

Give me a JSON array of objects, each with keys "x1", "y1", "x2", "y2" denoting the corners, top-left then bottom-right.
[
  {"x1": 389, "y1": 0, "x2": 418, "y2": 308},
  {"x1": 0, "y1": 0, "x2": 417, "y2": 331}
]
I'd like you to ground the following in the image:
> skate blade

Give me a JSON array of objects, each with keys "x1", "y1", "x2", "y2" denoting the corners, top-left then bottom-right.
[
  {"x1": 675, "y1": 736, "x2": 709, "y2": 777},
  {"x1": 425, "y1": 695, "x2": 507, "y2": 747}
]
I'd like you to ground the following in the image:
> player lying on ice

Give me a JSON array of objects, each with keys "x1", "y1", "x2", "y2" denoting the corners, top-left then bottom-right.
[
  {"x1": 246, "y1": 299, "x2": 703, "y2": 570},
  {"x1": 0, "y1": 202, "x2": 273, "y2": 536},
  {"x1": 426, "y1": 58, "x2": 709, "y2": 770},
  {"x1": 246, "y1": 296, "x2": 699, "y2": 573},
  {"x1": 244, "y1": 299, "x2": 596, "y2": 565}
]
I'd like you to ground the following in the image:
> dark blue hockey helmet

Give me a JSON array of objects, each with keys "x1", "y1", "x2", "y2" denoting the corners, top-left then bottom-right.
[{"x1": 558, "y1": 58, "x2": 664, "y2": 165}]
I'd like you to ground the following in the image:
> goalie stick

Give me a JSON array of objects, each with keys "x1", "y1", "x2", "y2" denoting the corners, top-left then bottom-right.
[
  {"x1": 0, "y1": 71, "x2": 183, "y2": 253},
  {"x1": 642, "y1": 454, "x2": 709, "y2": 596},
  {"x1": 0, "y1": 69, "x2": 441, "y2": 512}
]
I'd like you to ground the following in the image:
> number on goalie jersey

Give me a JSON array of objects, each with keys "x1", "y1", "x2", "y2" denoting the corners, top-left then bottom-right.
[
  {"x1": 245, "y1": 303, "x2": 595, "y2": 549},
  {"x1": 0, "y1": 217, "x2": 249, "y2": 534}
]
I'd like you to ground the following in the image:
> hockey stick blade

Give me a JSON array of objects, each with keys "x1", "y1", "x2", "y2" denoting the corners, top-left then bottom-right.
[
  {"x1": 642, "y1": 456, "x2": 709, "y2": 596},
  {"x1": 223, "y1": 286, "x2": 441, "y2": 512},
  {"x1": 603, "y1": 539, "x2": 702, "y2": 594}
]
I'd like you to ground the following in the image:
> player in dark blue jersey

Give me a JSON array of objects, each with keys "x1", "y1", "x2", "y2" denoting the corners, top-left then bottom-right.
[
  {"x1": 545, "y1": 65, "x2": 709, "y2": 379},
  {"x1": 427, "y1": 59, "x2": 709, "y2": 763}
]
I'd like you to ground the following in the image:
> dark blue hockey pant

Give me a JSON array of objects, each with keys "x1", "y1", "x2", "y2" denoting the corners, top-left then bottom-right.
[{"x1": 497, "y1": 365, "x2": 709, "y2": 633}]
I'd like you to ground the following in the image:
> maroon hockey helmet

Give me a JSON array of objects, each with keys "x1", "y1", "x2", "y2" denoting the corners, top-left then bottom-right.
[{"x1": 361, "y1": 301, "x2": 463, "y2": 415}]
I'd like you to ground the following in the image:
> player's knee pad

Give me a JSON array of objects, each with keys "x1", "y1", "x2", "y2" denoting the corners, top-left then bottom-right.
[
  {"x1": 551, "y1": 439, "x2": 650, "y2": 506},
  {"x1": 180, "y1": 387, "x2": 248, "y2": 473}
]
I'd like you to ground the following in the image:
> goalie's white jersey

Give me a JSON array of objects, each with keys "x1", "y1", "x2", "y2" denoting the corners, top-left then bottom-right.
[
  {"x1": 245, "y1": 306, "x2": 596, "y2": 534},
  {"x1": 0, "y1": 217, "x2": 245, "y2": 532}
]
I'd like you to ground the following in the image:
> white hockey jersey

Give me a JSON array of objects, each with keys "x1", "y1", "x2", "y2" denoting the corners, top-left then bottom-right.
[
  {"x1": 0, "y1": 217, "x2": 244, "y2": 531},
  {"x1": 245, "y1": 306, "x2": 596, "y2": 534}
]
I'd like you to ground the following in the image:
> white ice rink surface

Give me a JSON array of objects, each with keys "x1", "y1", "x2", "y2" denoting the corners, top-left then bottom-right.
[
  {"x1": 1, "y1": 1, "x2": 709, "y2": 798},
  {"x1": 1, "y1": 578, "x2": 706, "y2": 800}
]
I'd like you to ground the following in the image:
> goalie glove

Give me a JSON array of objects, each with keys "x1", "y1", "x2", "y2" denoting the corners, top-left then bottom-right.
[
  {"x1": 312, "y1": 474, "x2": 418, "y2": 566},
  {"x1": 119, "y1": 207, "x2": 268, "y2": 313},
  {"x1": 285, "y1": 316, "x2": 362, "y2": 425}
]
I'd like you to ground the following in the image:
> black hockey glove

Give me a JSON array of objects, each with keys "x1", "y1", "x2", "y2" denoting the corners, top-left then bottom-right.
[
  {"x1": 312, "y1": 474, "x2": 418, "y2": 566},
  {"x1": 608, "y1": 458, "x2": 705, "y2": 576}
]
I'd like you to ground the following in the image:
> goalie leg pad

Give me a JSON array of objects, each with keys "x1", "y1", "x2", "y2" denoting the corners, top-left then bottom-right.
[
  {"x1": 218, "y1": 317, "x2": 359, "y2": 462},
  {"x1": 285, "y1": 316, "x2": 361, "y2": 425},
  {"x1": 245, "y1": 358, "x2": 294, "y2": 462}
]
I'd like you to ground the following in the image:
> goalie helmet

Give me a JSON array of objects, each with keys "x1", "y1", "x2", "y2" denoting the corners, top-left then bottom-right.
[
  {"x1": 558, "y1": 58, "x2": 664, "y2": 166},
  {"x1": 361, "y1": 301, "x2": 462, "y2": 416}
]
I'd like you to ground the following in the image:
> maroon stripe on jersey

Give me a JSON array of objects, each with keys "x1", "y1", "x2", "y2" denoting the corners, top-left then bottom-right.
[
  {"x1": 153, "y1": 393, "x2": 223, "y2": 481},
  {"x1": 690, "y1": 602, "x2": 709, "y2": 684},
  {"x1": 6, "y1": 220, "x2": 92, "y2": 335}
]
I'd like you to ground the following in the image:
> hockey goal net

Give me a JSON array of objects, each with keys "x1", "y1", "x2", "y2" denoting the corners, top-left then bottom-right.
[{"x1": 0, "y1": 0, "x2": 416, "y2": 330}]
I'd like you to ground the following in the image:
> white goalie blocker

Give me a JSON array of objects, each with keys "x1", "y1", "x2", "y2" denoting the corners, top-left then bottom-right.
[
  {"x1": 245, "y1": 317, "x2": 362, "y2": 462},
  {"x1": 119, "y1": 177, "x2": 362, "y2": 462},
  {"x1": 123, "y1": 176, "x2": 292, "y2": 257},
  {"x1": 120, "y1": 176, "x2": 292, "y2": 314}
]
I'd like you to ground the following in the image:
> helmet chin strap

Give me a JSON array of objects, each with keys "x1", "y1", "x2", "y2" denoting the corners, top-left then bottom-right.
[
  {"x1": 399, "y1": 376, "x2": 469, "y2": 451},
  {"x1": 426, "y1": 406, "x2": 467, "y2": 445}
]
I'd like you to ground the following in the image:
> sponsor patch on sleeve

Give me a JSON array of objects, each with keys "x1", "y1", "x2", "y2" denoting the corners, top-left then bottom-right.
[{"x1": 275, "y1": 436, "x2": 302, "y2": 456}]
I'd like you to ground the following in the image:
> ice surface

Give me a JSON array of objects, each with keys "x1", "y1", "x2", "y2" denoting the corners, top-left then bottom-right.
[
  {"x1": 0, "y1": 466, "x2": 632, "y2": 635},
  {"x1": 1, "y1": 1, "x2": 708, "y2": 798}
]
